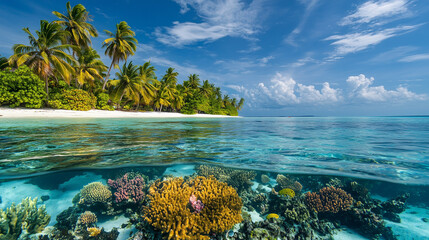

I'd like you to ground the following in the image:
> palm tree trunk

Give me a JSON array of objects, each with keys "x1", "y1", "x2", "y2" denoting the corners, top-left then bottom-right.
[
  {"x1": 102, "y1": 61, "x2": 114, "y2": 91},
  {"x1": 45, "y1": 78, "x2": 49, "y2": 101},
  {"x1": 160, "y1": 104, "x2": 163, "y2": 112},
  {"x1": 117, "y1": 91, "x2": 125, "y2": 109},
  {"x1": 136, "y1": 102, "x2": 140, "y2": 111}
]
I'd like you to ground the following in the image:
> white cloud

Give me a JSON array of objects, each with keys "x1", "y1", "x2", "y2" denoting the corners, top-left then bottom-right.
[
  {"x1": 156, "y1": 0, "x2": 263, "y2": 46},
  {"x1": 340, "y1": 0, "x2": 410, "y2": 26},
  {"x1": 145, "y1": 56, "x2": 203, "y2": 78},
  {"x1": 325, "y1": 25, "x2": 420, "y2": 56},
  {"x1": 285, "y1": 0, "x2": 319, "y2": 46},
  {"x1": 398, "y1": 53, "x2": 429, "y2": 62},
  {"x1": 242, "y1": 73, "x2": 342, "y2": 106},
  {"x1": 260, "y1": 56, "x2": 274, "y2": 64},
  {"x1": 288, "y1": 57, "x2": 317, "y2": 68},
  {"x1": 347, "y1": 74, "x2": 426, "y2": 101}
]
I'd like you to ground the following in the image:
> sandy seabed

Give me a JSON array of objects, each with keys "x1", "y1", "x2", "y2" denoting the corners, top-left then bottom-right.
[{"x1": 0, "y1": 108, "x2": 235, "y2": 118}]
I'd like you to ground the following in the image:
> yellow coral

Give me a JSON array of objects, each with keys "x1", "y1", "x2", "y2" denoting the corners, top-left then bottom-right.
[
  {"x1": 144, "y1": 176, "x2": 243, "y2": 240},
  {"x1": 266, "y1": 213, "x2": 279, "y2": 219},
  {"x1": 79, "y1": 182, "x2": 112, "y2": 204},
  {"x1": 279, "y1": 188, "x2": 295, "y2": 198},
  {"x1": 87, "y1": 227, "x2": 101, "y2": 236},
  {"x1": 78, "y1": 211, "x2": 98, "y2": 225}
]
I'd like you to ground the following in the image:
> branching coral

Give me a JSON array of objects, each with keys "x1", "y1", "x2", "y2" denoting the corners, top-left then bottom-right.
[
  {"x1": 79, "y1": 182, "x2": 112, "y2": 204},
  {"x1": 305, "y1": 187, "x2": 353, "y2": 213},
  {"x1": 276, "y1": 174, "x2": 303, "y2": 192},
  {"x1": 144, "y1": 176, "x2": 243, "y2": 240},
  {"x1": 108, "y1": 173, "x2": 145, "y2": 203},
  {"x1": 196, "y1": 165, "x2": 256, "y2": 192},
  {"x1": 78, "y1": 211, "x2": 98, "y2": 225},
  {"x1": 0, "y1": 197, "x2": 50, "y2": 240}
]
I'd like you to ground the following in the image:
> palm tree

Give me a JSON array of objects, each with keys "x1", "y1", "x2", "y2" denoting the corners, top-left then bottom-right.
[
  {"x1": 200, "y1": 80, "x2": 212, "y2": 98},
  {"x1": 184, "y1": 74, "x2": 200, "y2": 89},
  {"x1": 9, "y1": 20, "x2": 75, "y2": 99},
  {"x1": 162, "y1": 67, "x2": 179, "y2": 86},
  {"x1": 237, "y1": 98, "x2": 245, "y2": 110},
  {"x1": 74, "y1": 48, "x2": 107, "y2": 90},
  {"x1": 102, "y1": 21, "x2": 137, "y2": 90},
  {"x1": 137, "y1": 62, "x2": 157, "y2": 108},
  {"x1": 109, "y1": 62, "x2": 144, "y2": 108},
  {"x1": 53, "y1": 2, "x2": 98, "y2": 48},
  {"x1": 0, "y1": 56, "x2": 8, "y2": 70}
]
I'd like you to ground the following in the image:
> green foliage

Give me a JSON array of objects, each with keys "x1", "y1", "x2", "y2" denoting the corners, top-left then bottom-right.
[
  {"x1": 96, "y1": 92, "x2": 114, "y2": 110},
  {"x1": 48, "y1": 89, "x2": 96, "y2": 111},
  {"x1": 0, "y1": 65, "x2": 46, "y2": 108}
]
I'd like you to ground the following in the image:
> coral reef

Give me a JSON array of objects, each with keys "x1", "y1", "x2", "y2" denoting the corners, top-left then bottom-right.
[
  {"x1": 278, "y1": 188, "x2": 295, "y2": 198},
  {"x1": 305, "y1": 186, "x2": 353, "y2": 213},
  {"x1": 108, "y1": 173, "x2": 146, "y2": 203},
  {"x1": 79, "y1": 182, "x2": 112, "y2": 205},
  {"x1": 0, "y1": 197, "x2": 50, "y2": 240},
  {"x1": 144, "y1": 176, "x2": 243, "y2": 240},
  {"x1": 55, "y1": 206, "x2": 80, "y2": 231},
  {"x1": 78, "y1": 211, "x2": 98, "y2": 225},
  {"x1": 87, "y1": 227, "x2": 101, "y2": 236},
  {"x1": 260, "y1": 174, "x2": 270, "y2": 184},
  {"x1": 266, "y1": 213, "x2": 279, "y2": 219},
  {"x1": 275, "y1": 174, "x2": 303, "y2": 192},
  {"x1": 196, "y1": 165, "x2": 256, "y2": 192}
]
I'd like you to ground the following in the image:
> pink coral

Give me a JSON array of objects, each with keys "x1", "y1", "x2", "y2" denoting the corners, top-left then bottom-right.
[
  {"x1": 189, "y1": 194, "x2": 204, "y2": 213},
  {"x1": 108, "y1": 174, "x2": 145, "y2": 203}
]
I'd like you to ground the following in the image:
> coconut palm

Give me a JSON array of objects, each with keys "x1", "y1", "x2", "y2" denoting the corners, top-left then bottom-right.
[
  {"x1": 74, "y1": 48, "x2": 106, "y2": 90},
  {"x1": 0, "y1": 56, "x2": 8, "y2": 70},
  {"x1": 162, "y1": 67, "x2": 178, "y2": 86},
  {"x1": 110, "y1": 62, "x2": 144, "y2": 108},
  {"x1": 237, "y1": 98, "x2": 245, "y2": 110},
  {"x1": 184, "y1": 74, "x2": 200, "y2": 89},
  {"x1": 53, "y1": 2, "x2": 98, "y2": 48},
  {"x1": 137, "y1": 62, "x2": 157, "y2": 108},
  {"x1": 102, "y1": 21, "x2": 137, "y2": 90},
  {"x1": 200, "y1": 80, "x2": 212, "y2": 98},
  {"x1": 9, "y1": 20, "x2": 75, "y2": 99}
]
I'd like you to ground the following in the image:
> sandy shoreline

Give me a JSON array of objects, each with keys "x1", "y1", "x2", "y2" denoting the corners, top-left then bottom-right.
[{"x1": 0, "y1": 108, "x2": 236, "y2": 118}]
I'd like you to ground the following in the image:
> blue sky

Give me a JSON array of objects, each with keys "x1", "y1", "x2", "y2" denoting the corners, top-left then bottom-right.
[{"x1": 0, "y1": 0, "x2": 428, "y2": 116}]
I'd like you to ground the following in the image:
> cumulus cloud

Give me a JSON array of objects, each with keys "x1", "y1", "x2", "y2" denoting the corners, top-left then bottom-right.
[
  {"x1": 325, "y1": 25, "x2": 420, "y2": 56},
  {"x1": 347, "y1": 74, "x2": 426, "y2": 101},
  {"x1": 156, "y1": 0, "x2": 263, "y2": 46},
  {"x1": 340, "y1": 0, "x2": 410, "y2": 26},
  {"x1": 233, "y1": 73, "x2": 342, "y2": 106}
]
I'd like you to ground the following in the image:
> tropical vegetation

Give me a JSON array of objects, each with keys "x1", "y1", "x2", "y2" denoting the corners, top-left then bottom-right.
[{"x1": 0, "y1": 2, "x2": 244, "y2": 116}]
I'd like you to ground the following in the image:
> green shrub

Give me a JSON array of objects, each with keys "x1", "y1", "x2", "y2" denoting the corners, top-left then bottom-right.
[
  {"x1": 0, "y1": 65, "x2": 46, "y2": 108},
  {"x1": 96, "y1": 92, "x2": 114, "y2": 110},
  {"x1": 48, "y1": 89, "x2": 96, "y2": 111}
]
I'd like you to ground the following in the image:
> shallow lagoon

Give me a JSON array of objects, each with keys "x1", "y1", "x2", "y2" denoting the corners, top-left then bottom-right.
[{"x1": 0, "y1": 117, "x2": 428, "y2": 239}]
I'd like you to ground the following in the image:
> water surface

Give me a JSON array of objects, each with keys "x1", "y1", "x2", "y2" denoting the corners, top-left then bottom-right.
[{"x1": 1, "y1": 117, "x2": 428, "y2": 184}]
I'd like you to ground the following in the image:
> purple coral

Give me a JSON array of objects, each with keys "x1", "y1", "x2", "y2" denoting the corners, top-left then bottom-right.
[
  {"x1": 189, "y1": 194, "x2": 204, "y2": 213},
  {"x1": 108, "y1": 174, "x2": 145, "y2": 203}
]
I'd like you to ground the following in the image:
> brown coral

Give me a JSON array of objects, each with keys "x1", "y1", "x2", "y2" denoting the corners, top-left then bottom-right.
[
  {"x1": 196, "y1": 165, "x2": 256, "y2": 192},
  {"x1": 78, "y1": 211, "x2": 98, "y2": 225},
  {"x1": 305, "y1": 186, "x2": 353, "y2": 213},
  {"x1": 276, "y1": 174, "x2": 302, "y2": 192},
  {"x1": 79, "y1": 182, "x2": 112, "y2": 204},
  {"x1": 144, "y1": 176, "x2": 243, "y2": 240}
]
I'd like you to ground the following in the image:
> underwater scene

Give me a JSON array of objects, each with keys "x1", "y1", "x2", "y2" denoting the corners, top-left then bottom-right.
[{"x1": 0, "y1": 117, "x2": 428, "y2": 240}]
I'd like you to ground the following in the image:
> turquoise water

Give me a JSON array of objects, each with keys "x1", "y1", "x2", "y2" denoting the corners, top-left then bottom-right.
[{"x1": 0, "y1": 117, "x2": 428, "y2": 184}]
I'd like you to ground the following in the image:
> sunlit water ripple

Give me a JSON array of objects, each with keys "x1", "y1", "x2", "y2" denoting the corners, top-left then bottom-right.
[{"x1": 0, "y1": 117, "x2": 428, "y2": 184}]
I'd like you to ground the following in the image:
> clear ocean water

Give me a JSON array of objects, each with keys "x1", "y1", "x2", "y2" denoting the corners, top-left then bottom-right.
[
  {"x1": 1, "y1": 116, "x2": 429, "y2": 240},
  {"x1": 0, "y1": 117, "x2": 428, "y2": 184}
]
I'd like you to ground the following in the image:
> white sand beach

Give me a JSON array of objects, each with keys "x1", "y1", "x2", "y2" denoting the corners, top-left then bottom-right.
[{"x1": 0, "y1": 108, "x2": 235, "y2": 118}]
